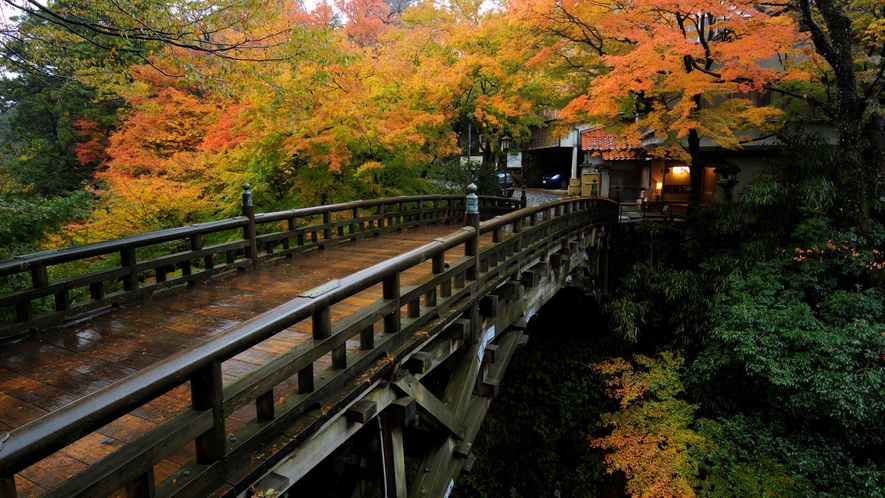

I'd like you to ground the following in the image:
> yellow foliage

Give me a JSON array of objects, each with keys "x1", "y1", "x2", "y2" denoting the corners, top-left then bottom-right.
[{"x1": 592, "y1": 353, "x2": 706, "y2": 498}]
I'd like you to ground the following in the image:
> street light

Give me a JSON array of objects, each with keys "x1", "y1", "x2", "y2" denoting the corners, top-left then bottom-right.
[
  {"x1": 499, "y1": 135, "x2": 512, "y2": 154},
  {"x1": 499, "y1": 135, "x2": 512, "y2": 171},
  {"x1": 499, "y1": 135, "x2": 518, "y2": 200}
]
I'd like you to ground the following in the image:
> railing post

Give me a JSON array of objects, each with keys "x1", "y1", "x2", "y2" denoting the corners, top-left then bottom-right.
[
  {"x1": 121, "y1": 246, "x2": 137, "y2": 292},
  {"x1": 285, "y1": 215, "x2": 296, "y2": 254},
  {"x1": 323, "y1": 211, "x2": 332, "y2": 242},
  {"x1": 352, "y1": 207, "x2": 359, "y2": 237},
  {"x1": 1, "y1": 475, "x2": 17, "y2": 498},
  {"x1": 18, "y1": 264, "x2": 49, "y2": 322},
  {"x1": 256, "y1": 390, "x2": 275, "y2": 423},
  {"x1": 427, "y1": 250, "x2": 445, "y2": 306},
  {"x1": 31, "y1": 265, "x2": 48, "y2": 288},
  {"x1": 360, "y1": 325, "x2": 374, "y2": 351},
  {"x1": 192, "y1": 360, "x2": 225, "y2": 464},
  {"x1": 465, "y1": 183, "x2": 480, "y2": 282},
  {"x1": 242, "y1": 183, "x2": 258, "y2": 268},
  {"x1": 125, "y1": 467, "x2": 156, "y2": 498},
  {"x1": 383, "y1": 273, "x2": 401, "y2": 334},
  {"x1": 464, "y1": 184, "x2": 481, "y2": 344}
]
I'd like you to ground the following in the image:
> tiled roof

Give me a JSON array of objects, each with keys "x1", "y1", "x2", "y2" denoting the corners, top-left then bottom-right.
[{"x1": 581, "y1": 128, "x2": 642, "y2": 161}]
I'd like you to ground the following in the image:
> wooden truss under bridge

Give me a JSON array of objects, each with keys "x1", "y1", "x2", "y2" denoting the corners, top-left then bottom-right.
[{"x1": 0, "y1": 190, "x2": 618, "y2": 498}]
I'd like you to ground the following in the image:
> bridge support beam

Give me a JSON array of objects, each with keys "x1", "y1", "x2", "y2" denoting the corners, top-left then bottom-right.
[{"x1": 382, "y1": 397, "x2": 414, "y2": 498}]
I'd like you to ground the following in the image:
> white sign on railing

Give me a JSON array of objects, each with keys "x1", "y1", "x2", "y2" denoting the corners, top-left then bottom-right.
[{"x1": 477, "y1": 325, "x2": 495, "y2": 363}]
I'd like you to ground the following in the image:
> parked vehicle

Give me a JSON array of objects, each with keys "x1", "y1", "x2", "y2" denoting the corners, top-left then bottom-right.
[
  {"x1": 497, "y1": 171, "x2": 515, "y2": 197},
  {"x1": 541, "y1": 169, "x2": 570, "y2": 190}
]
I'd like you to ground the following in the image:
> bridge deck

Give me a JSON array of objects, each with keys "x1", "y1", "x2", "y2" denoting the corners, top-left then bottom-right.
[{"x1": 0, "y1": 223, "x2": 478, "y2": 496}]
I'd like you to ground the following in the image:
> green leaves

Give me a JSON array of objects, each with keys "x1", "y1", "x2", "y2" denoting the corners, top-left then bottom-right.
[
  {"x1": 0, "y1": 189, "x2": 91, "y2": 256},
  {"x1": 604, "y1": 260, "x2": 713, "y2": 346},
  {"x1": 697, "y1": 256, "x2": 885, "y2": 427}
]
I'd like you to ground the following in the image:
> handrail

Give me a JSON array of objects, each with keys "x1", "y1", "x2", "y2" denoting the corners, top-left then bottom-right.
[
  {"x1": 0, "y1": 195, "x2": 617, "y2": 497},
  {"x1": 0, "y1": 192, "x2": 523, "y2": 339}
]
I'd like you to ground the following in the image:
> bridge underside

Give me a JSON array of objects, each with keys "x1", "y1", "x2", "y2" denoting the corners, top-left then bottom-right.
[{"x1": 242, "y1": 227, "x2": 608, "y2": 498}]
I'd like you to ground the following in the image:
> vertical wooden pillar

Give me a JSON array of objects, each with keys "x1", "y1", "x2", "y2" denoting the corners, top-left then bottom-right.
[
  {"x1": 382, "y1": 399, "x2": 413, "y2": 498},
  {"x1": 125, "y1": 467, "x2": 156, "y2": 498},
  {"x1": 18, "y1": 264, "x2": 48, "y2": 322},
  {"x1": 464, "y1": 184, "x2": 480, "y2": 282},
  {"x1": 323, "y1": 211, "x2": 332, "y2": 243},
  {"x1": 256, "y1": 390, "x2": 275, "y2": 423},
  {"x1": 383, "y1": 273, "x2": 401, "y2": 334},
  {"x1": 407, "y1": 298, "x2": 420, "y2": 319},
  {"x1": 1, "y1": 476, "x2": 18, "y2": 498},
  {"x1": 192, "y1": 361, "x2": 225, "y2": 464},
  {"x1": 89, "y1": 282, "x2": 104, "y2": 301},
  {"x1": 360, "y1": 325, "x2": 374, "y2": 351},
  {"x1": 242, "y1": 183, "x2": 258, "y2": 268},
  {"x1": 298, "y1": 364, "x2": 314, "y2": 394},
  {"x1": 465, "y1": 222, "x2": 479, "y2": 281},
  {"x1": 54, "y1": 290, "x2": 69, "y2": 312},
  {"x1": 121, "y1": 246, "x2": 137, "y2": 292},
  {"x1": 313, "y1": 306, "x2": 331, "y2": 340},
  {"x1": 427, "y1": 252, "x2": 445, "y2": 306},
  {"x1": 382, "y1": 419, "x2": 406, "y2": 498},
  {"x1": 315, "y1": 306, "x2": 344, "y2": 369},
  {"x1": 285, "y1": 216, "x2": 296, "y2": 254},
  {"x1": 352, "y1": 207, "x2": 359, "y2": 237},
  {"x1": 31, "y1": 265, "x2": 48, "y2": 288}
]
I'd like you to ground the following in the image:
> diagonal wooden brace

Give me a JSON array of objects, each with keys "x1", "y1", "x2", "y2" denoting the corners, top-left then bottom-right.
[{"x1": 394, "y1": 374, "x2": 466, "y2": 440}]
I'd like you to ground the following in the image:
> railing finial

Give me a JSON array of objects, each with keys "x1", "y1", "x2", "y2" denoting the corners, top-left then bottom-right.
[
  {"x1": 466, "y1": 182, "x2": 479, "y2": 215},
  {"x1": 242, "y1": 183, "x2": 253, "y2": 207}
]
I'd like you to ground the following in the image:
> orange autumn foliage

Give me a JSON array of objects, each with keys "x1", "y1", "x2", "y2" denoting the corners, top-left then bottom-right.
[
  {"x1": 511, "y1": 0, "x2": 809, "y2": 169},
  {"x1": 76, "y1": 64, "x2": 236, "y2": 241},
  {"x1": 592, "y1": 353, "x2": 707, "y2": 497}
]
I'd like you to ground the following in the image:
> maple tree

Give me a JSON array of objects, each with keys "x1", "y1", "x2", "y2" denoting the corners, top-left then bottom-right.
[
  {"x1": 592, "y1": 352, "x2": 705, "y2": 498},
  {"x1": 513, "y1": 0, "x2": 807, "y2": 208},
  {"x1": 72, "y1": 62, "x2": 233, "y2": 241},
  {"x1": 423, "y1": 1, "x2": 553, "y2": 167}
]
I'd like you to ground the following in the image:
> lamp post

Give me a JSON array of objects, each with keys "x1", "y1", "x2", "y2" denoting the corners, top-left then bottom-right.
[
  {"x1": 499, "y1": 135, "x2": 514, "y2": 200},
  {"x1": 499, "y1": 135, "x2": 511, "y2": 170}
]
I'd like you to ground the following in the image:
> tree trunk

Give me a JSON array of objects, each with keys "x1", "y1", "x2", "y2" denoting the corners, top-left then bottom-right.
[
  {"x1": 867, "y1": 98, "x2": 885, "y2": 204},
  {"x1": 799, "y1": 0, "x2": 871, "y2": 233},
  {"x1": 836, "y1": 114, "x2": 870, "y2": 232},
  {"x1": 687, "y1": 128, "x2": 703, "y2": 210}
]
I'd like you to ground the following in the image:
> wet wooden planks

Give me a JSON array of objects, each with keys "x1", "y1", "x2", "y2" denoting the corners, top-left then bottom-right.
[{"x1": 0, "y1": 223, "x2": 467, "y2": 497}]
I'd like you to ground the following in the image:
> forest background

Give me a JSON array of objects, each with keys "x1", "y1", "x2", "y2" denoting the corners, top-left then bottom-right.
[{"x1": 1, "y1": 0, "x2": 884, "y2": 496}]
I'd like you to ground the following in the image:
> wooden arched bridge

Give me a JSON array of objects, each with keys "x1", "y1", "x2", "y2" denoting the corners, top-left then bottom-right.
[{"x1": 0, "y1": 189, "x2": 617, "y2": 498}]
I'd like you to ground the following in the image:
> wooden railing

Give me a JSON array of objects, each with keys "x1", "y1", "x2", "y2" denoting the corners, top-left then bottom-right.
[
  {"x1": 0, "y1": 195, "x2": 616, "y2": 498},
  {"x1": 0, "y1": 187, "x2": 524, "y2": 339}
]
